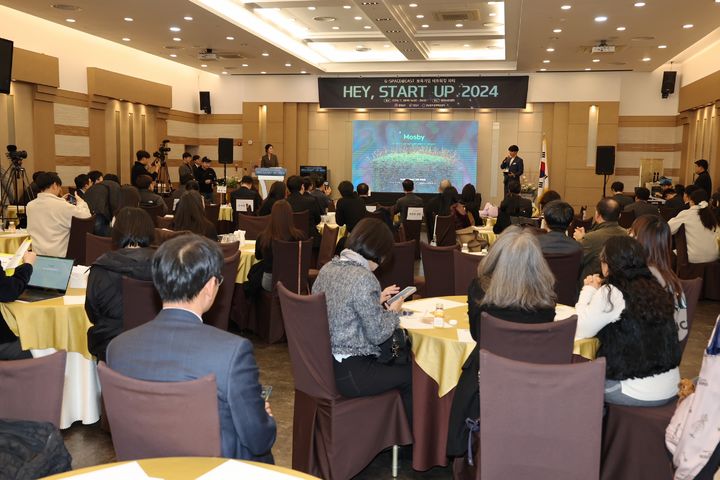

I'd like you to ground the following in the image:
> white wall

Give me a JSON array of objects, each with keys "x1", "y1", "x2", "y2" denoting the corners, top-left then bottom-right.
[
  {"x1": 618, "y1": 71, "x2": 680, "y2": 116},
  {"x1": 2, "y1": 6, "x2": 219, "y2": 112},
  {"x1": 675, "y1": 26, "x2": 720, "y2": 86}
]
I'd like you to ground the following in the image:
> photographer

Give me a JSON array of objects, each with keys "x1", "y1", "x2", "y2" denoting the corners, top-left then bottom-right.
[{"x1": 131, "y1": 150, "x2": 159, "y2": 188}]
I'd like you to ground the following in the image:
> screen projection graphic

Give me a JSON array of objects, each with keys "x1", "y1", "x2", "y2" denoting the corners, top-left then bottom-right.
[{"x1": 352, "y1": 120, "x2": 478, "y2": 193}]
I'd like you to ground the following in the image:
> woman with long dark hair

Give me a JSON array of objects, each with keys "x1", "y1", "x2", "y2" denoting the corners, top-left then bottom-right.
[
  {"x1": 173, "y1": 190, "x2": 217, "y2": 240},
  {"x1": 439, "y1": 186, "x2": 471, "y2": 229},
  {"x1": 258, "y1": 181, "x2": 287, "y2": 216},
  {"x1": 460, "y1": 183, "x2": 482, "y2": 226},
  {"x1": 576, "y1": 236, "x2": 681, "y2": 406},
  {"x1": 668, "y1": 189, "x2": 719, "y2": 263},
  {"x1": 630, "y1": 215, "x2": 688, "y2": 341},
  {"x1": 255, "y1": 200, "x2": 306, "y2": 291},
  {"x1": 335, "y1": 180, "x2": 366, "y2": 233}
]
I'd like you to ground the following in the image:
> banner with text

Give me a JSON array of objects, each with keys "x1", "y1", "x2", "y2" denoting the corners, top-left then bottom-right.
[{"x1": 318, "y1": 76, "x2": 529, "y2": 109}]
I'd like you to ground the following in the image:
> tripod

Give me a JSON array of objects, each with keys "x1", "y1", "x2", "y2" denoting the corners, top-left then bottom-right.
[
  {"x1": 1, "y1": 161, "x2": 33, "y2": 228},
  {"x1": 157, "y1": 161, "x2": 171, "y2": 194}
]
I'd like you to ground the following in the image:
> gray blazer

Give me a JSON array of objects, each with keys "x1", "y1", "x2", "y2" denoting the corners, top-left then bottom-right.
[{"x1": 106, "y1": 308, "x2": 276, "y2": 462}]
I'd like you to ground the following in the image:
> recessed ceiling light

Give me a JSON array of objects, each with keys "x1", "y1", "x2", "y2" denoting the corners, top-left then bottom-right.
[
  {"x1": 463, "y1": 44, "x2": 470, "y2": 47},
  {"x1": 363, "y1": 25, "x2": 372, "y2": 29},
  {"x1": 226, "y1": 36, "x2": 235, "y2": 40},
  {"x1": 546, "y1": 47, "x2": 555, "y2": 52},
  {"x1": 489, "y1": 13, "x2": 497, "y2": 17},
  {"x1": 124, "y1": 17, "x2": 133, "y2": 22},
  {"x1": 383, "y1": 44, "x2": 390, "y2": 48},
  {"x1": 222, "y1": 71, "x2": 228, "y2": 75},
  {"x1": 658, "y1": 44, "x2": 667, "y2": 49},
  {"x1": 332, "y1": 26, "x2": 340, "y2": 29},
  {"x1": 585, "y1": 68, "x2": 591, "y2": 71},
  {"x1": 169, "y1": 54, "x2": 177, "y2": 58},
  {"x1": 455, "y1": 23, "x2": 463, "y2": 27},
  {"x1": 553, "y1": 28, "x2": 562, "y2": 33},
  {"x1": 421, "y1": 24, "x2": 429, "y2": 28},
  {"x1": 416, "y1": 14, "x2": 424, "y2": 18},
  {"x1": 183, "y1": 16, "x2": 193, "y2": 21},
  {"x1": 634, "y1": 2, "x2": 646, "y2": 6},
  {"x1": 560, "y1": 5, "x2": 571, "y2": 10},
  {"x1": 173, "y1": 37, "x2": 182, "y2": 41},
  {"x1": 354, "y1": 16, "x2": 362, "y2": 20},
  {"x1": 642, "y1": 57, "x2": 651, "y2": 61},
  {"x1": 543, "y1": 59, "x2": 550, "y2": 63},
  {"x1": 540, "y1": 68, "x2": 547, "y2": 71},
  {"x1": 262, "y1": 52, "x2": 269, "y2": 56},
  {"x1": 261, "y1": 71, "x2": 267, "y2": 74},
  {"x1": 242, "y1": 63, "x2": 248, "y2": 67},
  {"x1": 595, "y1": 16, "x2": 608, "y2": 22},
  {"x1": 592, "y1": 58, "x2": 600, "y2": 62},
  {"x1": 307, "y1": 6, "x2": 316, "y2": 10},
  {"x1": 616, "y1": 26, "x2": 626, "y2": 31},
  {"x1": 683, "y1": 24, "x2": 694, "y2": 29},
  {"x1": 343, "y1": 5, "x2": 351, "y2": 9},
  {"x1": 65, "y1": 18, "x2": 76, "y2": 22},
  {"x1": 122, "y1": 37, "x2": 131, "y2": 42},
  {"x1": 201, "y1": 64, "x2": 207, "y2": 67},
  {"x1": 169, "y1": 26, "x2": 181, "y2": 32},
  {"x1": 409, "y1": 3, "x2": 418, "y2": 7},
  {"x1": 285, "y1": 63, "x2": 292, "y2": 67}
]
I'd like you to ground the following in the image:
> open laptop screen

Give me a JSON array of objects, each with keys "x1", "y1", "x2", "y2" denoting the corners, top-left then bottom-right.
[{"x1": 27, "y1": 256, "x2": 74, "y2": 292}]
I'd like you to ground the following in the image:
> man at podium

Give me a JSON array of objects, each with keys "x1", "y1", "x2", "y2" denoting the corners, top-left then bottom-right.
[{"x1": 261, "y1": 144, "x2": 278, "y2": 168}]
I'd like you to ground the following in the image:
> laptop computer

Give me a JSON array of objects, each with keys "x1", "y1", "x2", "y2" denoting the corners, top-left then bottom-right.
[{"x1": 17, "y1": 255, "x2": 75, "y2": 302}]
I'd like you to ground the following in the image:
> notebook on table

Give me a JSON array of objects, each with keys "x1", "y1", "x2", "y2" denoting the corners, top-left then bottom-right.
[{"x1": 17, "y1": 255, "x2": 75, "y2": 302}]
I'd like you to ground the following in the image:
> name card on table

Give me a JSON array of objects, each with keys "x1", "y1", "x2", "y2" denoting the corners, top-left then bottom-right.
[
  {"x1": 216, "y1": 185, "x2": 227, "y2": 194},
  {"x1": 407, "y1": 207, "x2": 423, "y2": 221},
  {"x1": 236, "y1": 199, "x2": 253, "y2": 212}
]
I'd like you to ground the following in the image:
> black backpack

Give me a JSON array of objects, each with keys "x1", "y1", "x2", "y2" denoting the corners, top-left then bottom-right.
[{"x1": 0, "y1": 419, "x2": 72, "y2": 479}]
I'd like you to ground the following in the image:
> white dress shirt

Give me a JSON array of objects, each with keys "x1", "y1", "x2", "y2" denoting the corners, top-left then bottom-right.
[{"x1": 26, "y1": 192, "x2": 91, "y2": 257}]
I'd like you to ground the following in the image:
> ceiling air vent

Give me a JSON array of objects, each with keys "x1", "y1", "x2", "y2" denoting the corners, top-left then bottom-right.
[
  {"x1": 217, "y1": 52, "x2": 248, "y2": 60},
  {"x1": 434, "y1": 10, "x2": 479, "y2": 22}
]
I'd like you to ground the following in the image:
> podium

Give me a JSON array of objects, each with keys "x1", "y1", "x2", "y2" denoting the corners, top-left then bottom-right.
[{"x1": 255, "y1": 167, "x2": 286, "y2": 199}]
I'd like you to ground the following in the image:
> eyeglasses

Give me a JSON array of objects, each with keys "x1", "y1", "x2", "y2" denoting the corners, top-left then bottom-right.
[{"x1": 215, "y1": 275, "x2": 224, "y2": 287}]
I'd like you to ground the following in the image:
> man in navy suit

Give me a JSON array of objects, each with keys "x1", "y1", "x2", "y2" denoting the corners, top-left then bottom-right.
[
  {"x1": 500, "y1": 144, "x2": 524, "y2": 195},
  {"x1": 106, "y1": 235, "x2": 276, "y2": 462}
]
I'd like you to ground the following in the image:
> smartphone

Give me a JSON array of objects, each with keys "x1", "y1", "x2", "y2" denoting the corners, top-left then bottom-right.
[
  {"x1": 386, "y1": 286, "x2": 417, "y2": 306},
  {"x1": 261, "y1": 385, "x2": 273, "y2": 401},
  {"x1": 66, "y1": 194, "x2": 77, "y2": 205}
]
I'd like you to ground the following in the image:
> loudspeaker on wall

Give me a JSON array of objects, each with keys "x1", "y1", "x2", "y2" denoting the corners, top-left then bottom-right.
[
  {"x1": 199, "y1": 91, "x2": 211, "y2": 114},
  {"x1": 661, "y1": 71, "x2": 677, "y2": 99},
  {"x1": 596, "y1": 146, "x2": 615, "y2": 175},
  {"x1": 218, "y1": 138, "x2": 234, "y2": 164}
]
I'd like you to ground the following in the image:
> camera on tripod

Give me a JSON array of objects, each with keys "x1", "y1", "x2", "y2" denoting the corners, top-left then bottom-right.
[
  {"x1": 6, "y1": 145, "x2": 27, "y2": 168},
  {"x1": 153, "y1": 139, "x2": 171, "y2": 166}
]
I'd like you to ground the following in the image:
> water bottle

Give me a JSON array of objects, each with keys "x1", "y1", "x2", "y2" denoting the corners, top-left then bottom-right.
[
  {"x1": 433, "y1": 303, "x2": 445, "y2": 328},
  {"x1": 8, "y1": 221, "x2": 16, "y2": 233}
]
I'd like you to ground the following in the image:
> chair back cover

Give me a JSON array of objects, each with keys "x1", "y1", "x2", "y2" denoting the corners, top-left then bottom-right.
[
  {"x1": 98, "y1": 363, "x2": 221, "y2": 460},
  {"x1": 121, "y1": 277, "x2": 162, "y2": 331},
  {"x1": 453, "y1": 249, "x2": 482, "y2": 295},
  {"x1": 375, "y1": 240, "x2": 415, "y2": 290},
  {"x1": 237, "y1": 214, "x2": 270, "y2": 240},
  {"x1": 401, "y1": 219, "x2": 422, "y2": 258},
  {"x1": 217, "y1": 241, "x2": 240, "y2": 258},
  {"x1": 618, "y1": 210, "x2": 636, "y2": 229},
  {"x1": 679, "y1": 277, "x2": 703, "y2": 353},
  {"x1": 479, "y1": 312, "x2": 577, "y2": 364},
  {"x1": 316, "y1": 225, "x2": 339, "y2": 270},
  {"x1": 67, "y1": 215, "x2": 96, "y2": 264},
  {"x1": 155, "y1": 215, "x2": 174, "y2": 230},
  {"x1": 277, "y1": 283, "x2": 338, "y2": 399},
  {"x1": 544, "y1": 249, "x2": 583, "y2": 305},
  {"x1": 434, "y1": 214, "x2": 456, "y2": 247},
  {"x1": 203, "y1": 252, "x2": 240, "y2": 331},
  {"x1": 85, "y1": 233, "x2": 113, "y2": 265},
  {"x1": 659, "y1": 205, "x2": 676, "y2": 222},
  {"x1": 421, "y1": 243, "x2": 458, "y2": 297},
  {"x1": 141, "y1": 204, "x2": 165, "y2": 226},
  {"x1": 480, "y1": 349, "x2": 605, "y2": 480},
  {"x1": 153, "y1": 228, "x2": 191, "y2": 246},
  {"x1": 0, "y1": 351, "x2": 67, "y2": 428},
  {"x1": 119, "y1": 185, "x2": 140, "y2": 209},
  {"x1": 272, "y1": 239, "x2": 313, "y2": 294},
  {"x1": 292, "y1": 210, "x2": 310, "y2": 238}
]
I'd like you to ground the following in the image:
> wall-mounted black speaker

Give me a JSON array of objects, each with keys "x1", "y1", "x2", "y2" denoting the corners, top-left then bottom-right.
[
  {"x1": 199, "y1": 91, "x2": 211, "y2": 114},
  {"x1": 0, "y1": 38, "x2": 14, "y2": 95},
  {"x1": 596, "y1": 146, "x2": 616, "y2": 175},
  {"x1": 218, "y1": 138, "x2": 234, "y2": 164},
  {"x1": 661, "y1": 71, "x2": 677, "y2": 99}
]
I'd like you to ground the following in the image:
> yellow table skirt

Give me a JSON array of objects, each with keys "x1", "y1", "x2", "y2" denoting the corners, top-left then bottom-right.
[
  {"x1": 236, "y1": 242, "x2": 259, "y2": 284},
  {"x1": 0, "y1": 288, "x2": 92, "y2": 359},
  {"x1": 219, "y1": 205, "x2": 233, "y2": 221},
  {"x1": 472, "y1": 226, "x2": 497, "y2": 246},
  {"x1": 0, "y1": 231, "x2": 30, "y2": 253},
  {"x1": 317, "y1": 223, "x2": 347, "y2": 242}
]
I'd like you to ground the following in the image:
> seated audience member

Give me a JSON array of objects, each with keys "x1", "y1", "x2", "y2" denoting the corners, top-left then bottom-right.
[
  {"x1": 20, "y1": 170, "x2": 44, "y2": 205},
  {"x1": 460, "y1": 183, "x2": 482, "y2": 226},
  {"x1": 610, "y1": 181, "x2": 633, "y2": 209},
  {"x1": 131, "y1": 150, "x2": 159, "y2": 187},
  {"x1": 694, "y1": 159, "x2": 712, "y2": 197},
  {"x1": 630, "y1": 215, "x2": 688, "y2": 342},
  {"x1": 254, "y1": 200, "x2": 306, "y2": 293},
  {"x1": 230, "y1": 175, "x2": 262, "y2": 215},
  {"x1": 198, "y1": 157, "x2": 217, "y2": 203},
  {"x1": 712, "y1": 189, "x2": 720, "y2": 221},
  {"x1": 424, "y1": 179, "x2": 452, "y2": 242},
  {"x1": 85, "y1": 172, "x2": 120, "y2": 237},
  {"x1": 573, "y1": 197, "x2": 626, "y2": 280},
  {"x1": 286, "y1": 175, "x2": 321, "y2": 240},
  {"x1": 624, "y1": 187, "x2": 660, "y2": 217},
  {"x1": 309, "y1": 175, "x2": 333, "y2": 214},
  {"x1": 86, "y1": 207, "x2": 157, "y2": 361},
  {"x1": 258, "y1": 181, "x2": 287, "y2": 216},
  {"x1": 136, "y1": 175, "x2": 168, "y2": 216},
  {"x1": 107, "y1": 235, "x2": 276, "y2": 462},
  {"x1": 74, "y1": 174, "x2": 91, "y2": 200},
  {"x1": 493, "y1": 180, "x2": 532, "y2": 234},
  {"x1": 537, "y1": 189, "x2": 561, "y2": 212},
  {"x1": 393, "y1": 179, "x2": 424, "y2": 224},
  {"x1": 575, "y1": 236, "x2": 681, "y2": 406},
  {"x1": 664, "y1": 184, "x2": 686, "y2": 216},
  {"x1": 0, "y1": 250, "x2": 37, "y2": 360},
  {"x1": 312, "y1": 218, "x2": 412, "y2": 423},
  {"x1": 335, "y1": 181, "x2": 367, "y2": 233},
  {"x1": 356, "y1": 182, "x2": 372, "y2": 205},
  {"x1": 27, "y1": 171, "x2": 92, "y2": 257},
  {"x1": 173, "y1": 191, "x2": 217, "y2": 240},
  {"x1": 668, "y1": 189, "x2": 720, "y2": 264},
  {"x1": 442, "y1": 186, "x2": 473, "y2": 229},
  {"x1": 657, "y1": 177, "x2": 674, "y2": 198},
  {"x1": 538, "y1": 200, "x2": 583, "y2": 256},
  {"x1": 447, "y1": 226, "x2": 557, "y2": 457}
]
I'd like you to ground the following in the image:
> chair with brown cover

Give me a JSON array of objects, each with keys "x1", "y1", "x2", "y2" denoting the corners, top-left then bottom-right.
[
  {"x1": 204, "y1": 203, "x2": 220, "y2": 228},
  {"x1": 453, "y1": 250, "x2": 483, "y2": 296},
  {"x1": 308, "y1": 225, "x2": 339, "y2": 284},
  {"x1": 618, "y1": 210, "x2": 636, "y2": 229},
  {"x1": 375, "y1": 240, "x2": 416, "y2": 291},
  {"x1": 217, "y1": 241, "x2": 240, "y2": 258},
  {"x1": 163, "y1": 196, "x2": 174, "y2": 213},
  {"x1": 237, "y1": 214, "x2": 270, "y2": 240},
  {"x1": 66, "y1": 215, "x2": 96, "y2": 264},
  {"x1": 121, "y1": 277, "x2": 162, "y2": 331},
  {"x1": 675, "y1": 224, "x2": 720, "y2": 300},
  {"x1": 292, "y1": 210, "x2": 310, "y2": 238},
  {"x1": 434, "y1": 214, "x2": 456, "y2": 247},
  {"x1": 141, "y1": 204, "x2": 165, "y2": 226},
  {"x1": 679, "y1": 277, "x2": 703, "y2": 354},
  {"x1": 153, "y1": 228, "x2": 191, "y2": 247},
  {"x1": 0, "y1": 351, "x2": 67, "y2": 428},
  {"x1": 156, "y1": 215, "x2": 174, "y2": 230},
  {"x1": 98, "y1": 363, "x2": 221, "y2": 460},
  {"x1": 543, "y1": 249, "x2": 583, "y2": 305},
  {"x1": 480, "y1": 350, "x2": 605, "y2": 480},
  {"x1": 421, "y1": 243, "x2": 459, "y2": 297},
  {"x1": 402, "y1": 218, "x2": 422, "y2": 259},
  {"x1": 119, "y1": 185, "x2": 140, "y2": 209},
  {"x1": 85, "y1": 233, "x2": 113, "y2": 265},
  {"x1": 277, "y1": 283, "x2": 412, "y2": 480},
  {"x1": 660, "y1": 205, "x2": 677, "y2": 222},
  {"x1": 202, "y1": 252, "x2": 240, "y2": 332}
]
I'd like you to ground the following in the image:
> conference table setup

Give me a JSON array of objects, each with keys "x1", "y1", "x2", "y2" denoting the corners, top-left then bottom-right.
[
  {"x1": 0, "y1": 228, "x2": 30, "y2": 253},
  {"x1": 399, "y1": 296, "x2": 599, "y2": 471}
]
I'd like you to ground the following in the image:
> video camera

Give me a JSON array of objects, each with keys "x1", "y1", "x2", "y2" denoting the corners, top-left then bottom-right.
[
  {"x1": 153, "y1": 139, "x2": 171, "y2": 166},
  {"x1": 6, "y1": 145, "x2": 27, "y2": 167}
]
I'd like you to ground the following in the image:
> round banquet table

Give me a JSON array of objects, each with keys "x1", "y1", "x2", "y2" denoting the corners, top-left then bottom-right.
[
  {"x1": 0, "y1": 230, "x2": 30, "y2": 253},
  {"x1": 400, "y1": 296, "x2": 599, "y2": 471},
  {"x1": 0, "y1": 288, "x2": 100, "y2": 429},
  {"x1": 42, "y1": 457, "x2": 321, "y2": 479},
  {"x1": 236, "y1": 240, "x2": 258, "y2": 284}
]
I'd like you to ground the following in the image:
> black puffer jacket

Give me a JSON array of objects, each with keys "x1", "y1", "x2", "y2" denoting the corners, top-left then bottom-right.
[{"x1": 85, "y1": 248, "x2": 154, "y2": 361}]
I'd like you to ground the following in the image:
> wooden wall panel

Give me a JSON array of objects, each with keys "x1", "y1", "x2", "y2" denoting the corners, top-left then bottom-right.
[
  {"x1": 87, "y1": 68, "x2": 172, "y2": 108},
  {"x1": 12, "y1": 48, "x2": 59, "y2": 88}
]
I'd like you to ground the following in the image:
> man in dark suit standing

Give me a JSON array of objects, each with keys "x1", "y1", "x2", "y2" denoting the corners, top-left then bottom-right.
[
  {"x1": 694, "y1": 159, "x2": 712, "y2": 197},
  {"x1": 500, "y1": 145, "x2": 524, "y2": 195},
  {"x1": 107, "y1": 235, "x2": 276, "y2": 462},
  {"x1": 538, "y1": 200, "x2": 583, "y2": 256},
  {"x1": 286, "y1": 175, "x2": 321, "y2": 242},
  {"x1": 230, "y1": 175, "x2": 262, "y2": 215},
  {"x1": 261, "y1": 144, "x2": 279, "y2": 168}
]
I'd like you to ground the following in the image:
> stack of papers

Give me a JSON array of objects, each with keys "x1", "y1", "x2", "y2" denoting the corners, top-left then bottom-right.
[
  {"x1": 66, "y1": 462, "x2": 160, "y2": 480},
  {"x1": 197, "y1": 460, "x2": 304, "y2": 479},
  {"x1": 69, "y1": 265, "x2": 90, "y2": 289}
]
